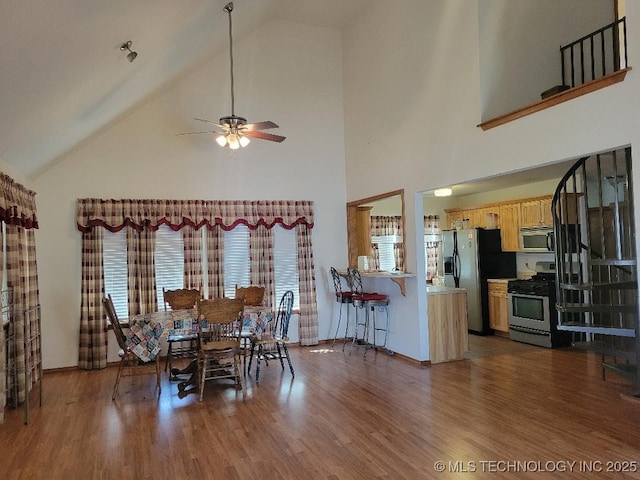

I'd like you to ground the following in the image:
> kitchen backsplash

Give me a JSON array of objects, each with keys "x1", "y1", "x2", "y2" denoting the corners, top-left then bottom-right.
[{"x1": 516, "y1": 251, "x2": 555, "y2": 278}]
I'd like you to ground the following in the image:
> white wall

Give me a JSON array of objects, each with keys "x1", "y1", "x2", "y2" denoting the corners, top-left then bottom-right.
[
  {"x1": 32, "y1": 19, "x2": 349, "y2": 368},
  {"x1": 343, "y1": 0, "x2": 640, "y2": 362}
]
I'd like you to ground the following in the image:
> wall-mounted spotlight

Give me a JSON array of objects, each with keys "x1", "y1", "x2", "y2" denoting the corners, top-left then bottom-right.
[{"x1": 120, "y1": 41, "x2": 138, "y2": 62}]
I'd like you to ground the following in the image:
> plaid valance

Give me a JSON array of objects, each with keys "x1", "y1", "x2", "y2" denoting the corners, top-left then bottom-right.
[
  {"x1": 76, "y1": 199, "x2": 314, "y2": 233},
  {"x1": 0, "y1": 173, "x2": 38, "y2": 229},
  {"x1": 370, "y1": 215, "x2": 402, "y2": 236}
]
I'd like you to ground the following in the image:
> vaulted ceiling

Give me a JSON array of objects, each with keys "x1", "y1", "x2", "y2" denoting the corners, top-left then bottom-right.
[{"x1": 0, "y1": 0, "x2": 365, "y2": 179}]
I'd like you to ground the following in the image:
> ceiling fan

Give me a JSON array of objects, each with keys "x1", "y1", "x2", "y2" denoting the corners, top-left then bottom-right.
[{"x1": 177, "y1": 2, "x2": 285, "y2": 149}]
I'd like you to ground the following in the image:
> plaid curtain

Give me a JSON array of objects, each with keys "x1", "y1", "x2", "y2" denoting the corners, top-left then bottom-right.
[
  {"x1": 370, "y1": 243, "x2": 380, "y2": 271},
  {"x1": 0, "y1": 174, "x2": 39, "y2": 414},
  {"x1": 126, "y1": 227, "x2": 157, "y2": 315},
  {"x1": 424, "y1": 215, "x2": 440, "y2": 281},
  {"x1": 394, "y1": 242, "x2": 405, "y2": 271},
  {"x1": 424, "y1": 215, "x2": 440, "y2": 234},
  {"x1": 206, "y1": 227, "x2": 225, "y2": 299},
  {"x1": 6, "y1": 225, "x2": 41, "y2": 402},
  {"x1": 370, "y1": 215, "x2": 402, "y2": 236},
  {"x1": 78, "y1": 228, "x2": 107, "y2": 370},
  {"x1": 249, "y1": 225, "x2": 274, "y2": 307},
  {"x1": 0, "y1": 226, "x2": 4, "y2": 418},
  {"x1": 296, "y1": 225, "x2": 318, "y2": 345},
  {"x1": 77, "y1": 199, "x2": 318, "y2": 359},
  {"x1": 183, "y1": 227, "x2": 203, "y2": 291}
]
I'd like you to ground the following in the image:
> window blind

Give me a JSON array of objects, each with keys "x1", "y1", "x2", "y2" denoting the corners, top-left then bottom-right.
[
  {"x1": 223, "y1": 226, "x2": 250, "y2": 298},
  {"x1": 154, "y1": 225, "x2": 184, "y2": 308},
  {"x1": 273, "y1": 226, "x2": 300, "y2": 309}
]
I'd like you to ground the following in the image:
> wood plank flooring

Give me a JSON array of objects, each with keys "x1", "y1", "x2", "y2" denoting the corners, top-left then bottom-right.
[{"x1": 2, "y1": 336, "x2": 640, "y2": 479}]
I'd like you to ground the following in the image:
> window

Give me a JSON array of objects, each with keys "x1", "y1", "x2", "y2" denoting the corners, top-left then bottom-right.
[
  {"x1": 273, "y1": 226, "x2": 299, "y2": 309},
  {"x1": 372, "y1": 234, "x2": 401, "y2": 272},
  {"x1": 223, "y1": 226, "x2": 250, "y2": 299},
  {"x1": 223, "y1": 225, "x2": 300, "y2": 309},
  {"x1": 154, "y1": 226, "x2": 184, "y2": 308},
  {"x1": 104, "y1": 225, "x2": 185, "y2": 318},
  {"x1": 103, "y1": 230, "x2": 128, "y2": 319},
  {"x1": 104, "y1": 224, "x2": 300, "y2": 315}
]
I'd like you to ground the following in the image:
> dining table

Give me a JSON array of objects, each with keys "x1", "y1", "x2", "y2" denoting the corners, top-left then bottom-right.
[{"x1": 128, "y1": 308, "x2": 198, "y2": 362}]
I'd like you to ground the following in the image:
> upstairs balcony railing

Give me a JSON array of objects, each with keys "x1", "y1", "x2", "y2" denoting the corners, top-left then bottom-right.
[{"x1": 561, "y1": 17, "x2": 627, "y2": 88}]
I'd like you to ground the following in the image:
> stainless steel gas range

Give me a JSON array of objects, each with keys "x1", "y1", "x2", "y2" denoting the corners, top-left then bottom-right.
[{"x1": 507, "y1": 265, "x2": 573, "y2": 348}]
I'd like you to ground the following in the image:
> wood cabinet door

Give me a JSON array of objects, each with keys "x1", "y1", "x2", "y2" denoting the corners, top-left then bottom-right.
[
  {"x1": 467, "y1": 209, "x2": 485, "y2": 228},
  {"x1": 499, "y1": 203, "x2": 521, "y2": 251},
  {"x1": 481, "y1": 207, "x2": 500, "y2": 229},
  {"x1": 488, "y1": 282, "x2": 509, "y2": 332},
  {"x1": 539, "y1": 197, "x2": 553, "y2": 226},
  {"x1": 520, "y1": 200, "x2": 542, "y2": 227},
  {"x1": 446, "y1": 211, "x2": 464, "y2": 229},
  {"x1": 488, "y1": 285, "x2": 501, "y2": 330}
]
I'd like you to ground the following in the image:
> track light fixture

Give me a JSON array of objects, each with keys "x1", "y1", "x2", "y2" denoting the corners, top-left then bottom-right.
[{"x1": 120, "y1": 41, "x2": 138, "y2": 62}]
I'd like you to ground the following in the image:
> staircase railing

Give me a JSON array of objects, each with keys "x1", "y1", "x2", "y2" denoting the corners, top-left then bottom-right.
[
  {"x1": 551, "y1": 147, "x2": 639, "y2": 393},
  {"x1": 561, "y1": 17, "x2": 627, "y2": 88}
]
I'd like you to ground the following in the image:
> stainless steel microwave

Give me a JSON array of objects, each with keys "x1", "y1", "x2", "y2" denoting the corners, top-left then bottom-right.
[{"x1": 519, "y1": 226, "x2": 554, "y2": 252}]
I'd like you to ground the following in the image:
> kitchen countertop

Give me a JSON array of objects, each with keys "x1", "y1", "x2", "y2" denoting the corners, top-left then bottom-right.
[
  {"x1": 426, "y1": 285, "x2": 467, "y2": 295},
  {"x1": 486, "y1": 278, "x2": 517, "y2": 283}
]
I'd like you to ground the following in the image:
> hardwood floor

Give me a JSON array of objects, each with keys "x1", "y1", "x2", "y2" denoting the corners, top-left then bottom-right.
[{"x1": 2, "y1": 336, "x2": 640, "y2": 479}]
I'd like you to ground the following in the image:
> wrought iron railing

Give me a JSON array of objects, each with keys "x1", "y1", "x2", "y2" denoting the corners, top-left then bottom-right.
[{"x1": 561, "y1": 17, "x2": 627, "y2": 88}]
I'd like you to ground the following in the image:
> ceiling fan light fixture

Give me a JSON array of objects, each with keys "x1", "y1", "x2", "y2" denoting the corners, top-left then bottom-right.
[
  {"x1": 227, "y1": 134, "x2": 240, "y2": 150},
  {"x1": 215, "y1": 134, "x2": 227, "y2": 147},
  {"x1": 176, "y1": 2, "x2": 285, "y2": 147}
]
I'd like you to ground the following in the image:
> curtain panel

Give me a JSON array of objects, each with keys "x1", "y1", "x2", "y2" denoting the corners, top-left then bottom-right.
[
  {"x1": 77, "y1": 199, "x2": 314, "y2": 232},
  {"x1": 424, "y1": 215, "x2": 440, "y2": 281},
  {"x1": 0, "y1": 173, "x2": 39, "y2": 422}
]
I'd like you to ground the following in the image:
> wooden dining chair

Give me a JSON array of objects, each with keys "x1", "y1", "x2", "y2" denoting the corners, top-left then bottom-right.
[
  {"x1": 197, "y1": 297, "x2": 246, "y2": 401},
  {"x1": 234, "y1": 285, "x2": 266, "y2": 306},
  {"x1": 103, "y1": 295, "x2": 161, "y2": 400},
  {"x1": 162, "y1": 288, "x2": 200, "y2": 377},
  {"x1": 248, "y1": 290, "x2": 295, "y2": 382}
]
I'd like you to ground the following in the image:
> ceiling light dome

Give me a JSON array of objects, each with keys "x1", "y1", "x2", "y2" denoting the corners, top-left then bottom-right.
[{"x1": 434, "y1": 188, "x2": 452, "y2": 197}]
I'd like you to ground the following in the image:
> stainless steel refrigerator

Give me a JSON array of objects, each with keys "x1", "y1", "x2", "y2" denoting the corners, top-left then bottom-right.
[{"x1": 441, "y1": 228, "x2": 516, "y2": 334}]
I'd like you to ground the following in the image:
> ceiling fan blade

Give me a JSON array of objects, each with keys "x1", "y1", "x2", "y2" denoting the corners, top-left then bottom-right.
[
  {"x1": 245, "y1": 130, "x2": 286, "y2": 143},
  {"x1": 193, "y1": 118, "x2": 227, "y2": 129},
  {"x1": 241, "y1": 121, "x2": 279, "y2": 131},
  {"x1": 175, "y1": 130, "x2": 218, "y2": 136}
]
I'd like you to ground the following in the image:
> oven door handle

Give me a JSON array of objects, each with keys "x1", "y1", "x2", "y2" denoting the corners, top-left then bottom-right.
[{"x1": 509, "y1": 324, "x2": 549, "y2": 336}]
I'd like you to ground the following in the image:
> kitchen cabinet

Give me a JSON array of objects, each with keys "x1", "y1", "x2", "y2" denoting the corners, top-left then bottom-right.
[
  {"x1": 498, "y1": 202, "x2": 521, "y2": 251},
  {"x1": 446, "y1": 208, "x2": 489, "y2": 229},
  {"x1": 481, "y1": 207, "x2": 500, "y2": 228},
  {"x1": 427, "y1": 286, "x2": 468, "y2": 363},
  {"x1": 353, "y1": 206, "x2": 373, "y2": 258},
  {"x1": 444, "y1": 194, "x2": 564, "y2": 252},
  {"x1": 446, "y1": 210, "x2": 465, "y2": 229},
  {"x1": 520, "y1": 196, "x2": 553, "y2": 227},
  {"x1": 487, "y1": 280, "x2": 509, "y2": 335},
  {"x1": 467, "y1": 208, "x2": 485, "y2": 228}
]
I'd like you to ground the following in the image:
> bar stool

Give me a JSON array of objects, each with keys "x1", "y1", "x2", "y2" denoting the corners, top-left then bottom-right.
[
  {"x1": 348, "y1": 267, "x2": 390, "y2": 359},
  {"x1": 330, "y1": 267, "x2": 354, "y2": 349}
]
